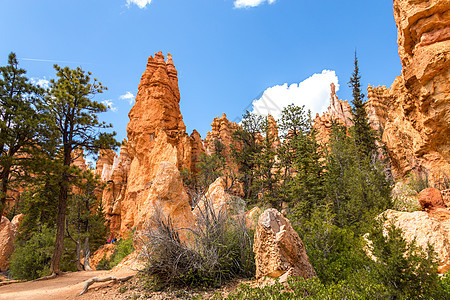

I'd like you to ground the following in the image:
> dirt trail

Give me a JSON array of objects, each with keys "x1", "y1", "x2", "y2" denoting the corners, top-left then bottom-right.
[{"x1": 0, "y1": 270, "x2": 136, "y2": 300}]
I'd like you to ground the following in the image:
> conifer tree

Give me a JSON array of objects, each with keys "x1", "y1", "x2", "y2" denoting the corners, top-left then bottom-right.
[
  {"x1": 66, "y1": 170, "x2": 107, "y2": 271},
  {"x1": 252, "y1": 117, "x2": 279, "y2": 207},
  {"x1": 289, "y1": 126, "x2": 325, "y2": 218},
  {"x1": 46, "y1": 65, "x2": 118, "y2": 275},
  {"x1": 0, "y1": 53, "x2": 46, "y2": 215},
  {"x1": 349, "y1": 52, "x2": 376, "y2": 157},
  {"x1": 231, "y1": 111, "x2": 265, "y2": 200},
  {"x1": 325, "y1": 122, "x2": 392, "y2": 233}
]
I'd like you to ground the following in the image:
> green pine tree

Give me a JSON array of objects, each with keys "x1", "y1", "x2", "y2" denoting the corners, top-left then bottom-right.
[
  {"x1": 231, "y1": 111, "x2": 265, "y2": 200},
  {"x1": 325, "y1": 122, "x2": 392, "y2": 234},
  {"x1": 0, "y1": 53, "x2": 46, "y2": 216},
  {"x1": 252, "y1": 116, "x2": 279, "y2": 208},
  {"x1": 66, "y1": 169, "x2": 107, "y2": 271},
  {"x1": 349, "y1": 52, "x2": 376, "y2": 157},
  {"x1": 45, "y1": 65, "x2": 119, "y2": 275}
]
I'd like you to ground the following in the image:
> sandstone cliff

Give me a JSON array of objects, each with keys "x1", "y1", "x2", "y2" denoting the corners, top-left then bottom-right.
[{"x1": 366, "y1": 0, "x2": 450, "y2": 183}]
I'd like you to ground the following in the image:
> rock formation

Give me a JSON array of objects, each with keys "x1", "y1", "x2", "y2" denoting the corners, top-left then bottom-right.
[
  {"x1": 0, "y1": 214, "x2": 22, "y2": 271},
  {"x1": 366, "y1": 0, "x2": 450, "y2": 183},
  {"x1": 268, "y1": 115, "x2": 281, "y2": 149},
  {"x1": 133, "y1": 161, "x2": 194, "y2": 236},
  {"x1": 442, "y1": 189, "x2": 450, "y2": 208},
  {"x1": 204, "y1": 113, "x2": 239, "y2": 156},
  {"x1": 313, "y1": 83, "x2": 353, "y2": 145},
  {"x1": 190, "y1": 129, "x2": 205, "y2": 175},
  {"x1": 90, "y1": 244, "x2": 117, "y2": 270},
  {"x1": 95, "y1": 53, "x2": 203, "y2": 238},
  {"x1": 253, "y1": 208, "x2": 316, "y2": 281},
  {"x1": 95, "y1": 149, "x2": 118, "y2": 182},
  {"x1": 119, "y1": 52, "x2": 199, "y2": 236},
  {"x1": 246, "y1": 206, "x2": 262, "y2": 229},
  {"x1": 100, "y1": 140, "x2": 131, "y2": 238},
  {"x1": 193, "y1": 177, "x2": 246, "y2": 218}
]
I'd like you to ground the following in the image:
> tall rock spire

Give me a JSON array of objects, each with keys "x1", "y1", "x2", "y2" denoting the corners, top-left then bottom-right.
[{"x1": 119, "y1": 52, "x2": 199, "y2": 236}]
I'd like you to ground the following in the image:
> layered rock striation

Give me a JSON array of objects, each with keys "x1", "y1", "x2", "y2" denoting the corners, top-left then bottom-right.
[{"x1": 366, "y1": 0, "x2": 450, "y2": 182}]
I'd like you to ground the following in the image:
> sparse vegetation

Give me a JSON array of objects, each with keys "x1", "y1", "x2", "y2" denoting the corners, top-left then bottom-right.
[
  {"x1": 95, "y1": 234, "x2": 134, "y2": 270},
  {"x1": 408, "y1": 169, "x2": 430, "y2": 193},
  {"x1": 140, "y1": 198, "x2": 254, "y2": 289}
]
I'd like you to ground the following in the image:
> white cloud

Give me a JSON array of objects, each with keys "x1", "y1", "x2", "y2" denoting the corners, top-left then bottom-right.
[
  {"x1": 234, "y1": 0, "x2": 277, "y2": 9},
  {"x1": 102, "y1": 100, "x2": 118, "y2": 112},
  {"x1": 30, "y1": 77, "x2": 50, "y2": 89},
  {"x1": 249, "y1": 70, "x2": 339, "y2": 120},
  {"x1": 126, "y1": 0, "x2": 152, "y2": 9},
  {"x1": 119, "y1": 91, "x2": 135, "y2": 105}
]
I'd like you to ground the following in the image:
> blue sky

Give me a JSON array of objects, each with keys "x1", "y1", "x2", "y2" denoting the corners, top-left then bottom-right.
[{"x1": 0, "y1": 0, "x2": 401, "y2": 141}]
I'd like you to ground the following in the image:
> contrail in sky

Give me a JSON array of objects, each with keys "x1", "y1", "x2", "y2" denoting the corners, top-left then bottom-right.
[{"x1": 19, "y1": 57, "x2": 90, "y2": 64}]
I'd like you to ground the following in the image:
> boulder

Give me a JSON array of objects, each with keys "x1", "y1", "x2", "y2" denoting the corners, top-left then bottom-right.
[
  {"x1": 0, "y1": 217, "x2": 16, "y2": 271},
  {"x1": 194, "y1": 177, "x2": 245, "y2": 219},
  {"x1": 253, "y1": 209, "x2": 316, "y2": 281},
  {"x1": 418, "y1": 188, "x2": 445, "y2": 211}
]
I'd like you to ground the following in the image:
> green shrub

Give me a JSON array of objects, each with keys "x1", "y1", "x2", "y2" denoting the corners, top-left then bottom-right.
[
  {"x1": 140, "y1": 198, "x2": 254, "y2": 289},
  {"x1": 221, "y1": 277, "x2": 370, "y2": 300},
  {"x1": 368, "y1": 219, "x2": 446, "y2": 299},
  {"x1": 94, "y1": 235, "x2": 134, "y2": 270},
  {"x1": 292, "y1": 206, "x2": 371, "y2": 284},
  {"x1": 9, "y1": 226, "x2": 55, "y2": 280},
  {"x1": 111, "y1": 235, "x2": 134, "y2": 267}
]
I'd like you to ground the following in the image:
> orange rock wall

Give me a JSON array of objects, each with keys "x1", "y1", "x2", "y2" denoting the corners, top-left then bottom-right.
[{"x1": 366, "y1": 0, "x2": 450, "y2": 182}]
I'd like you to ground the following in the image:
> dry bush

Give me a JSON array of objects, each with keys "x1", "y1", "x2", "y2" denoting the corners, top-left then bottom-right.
[{"x1": 139, "y1": 198, "x2": 254, "y2": 288}]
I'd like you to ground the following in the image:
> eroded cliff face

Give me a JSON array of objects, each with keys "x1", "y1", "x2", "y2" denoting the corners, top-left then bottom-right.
[
  {"x1": 313, "y1": 83, "x2": 353, "y2": 145},
  {"x1": 97, "y1": 52, "x2": 201, "y2": 237},
  {"x1": 99, "y1": 140, "x2": 131, "y2": 238},
  {"x1": 367, "y1": 0, "x2": 450, "y2": 182}
]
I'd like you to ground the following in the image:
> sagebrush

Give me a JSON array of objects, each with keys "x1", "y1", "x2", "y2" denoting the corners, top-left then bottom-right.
[{"x1": 140, "y1": 199, "x2": 254, "y2": 288}]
